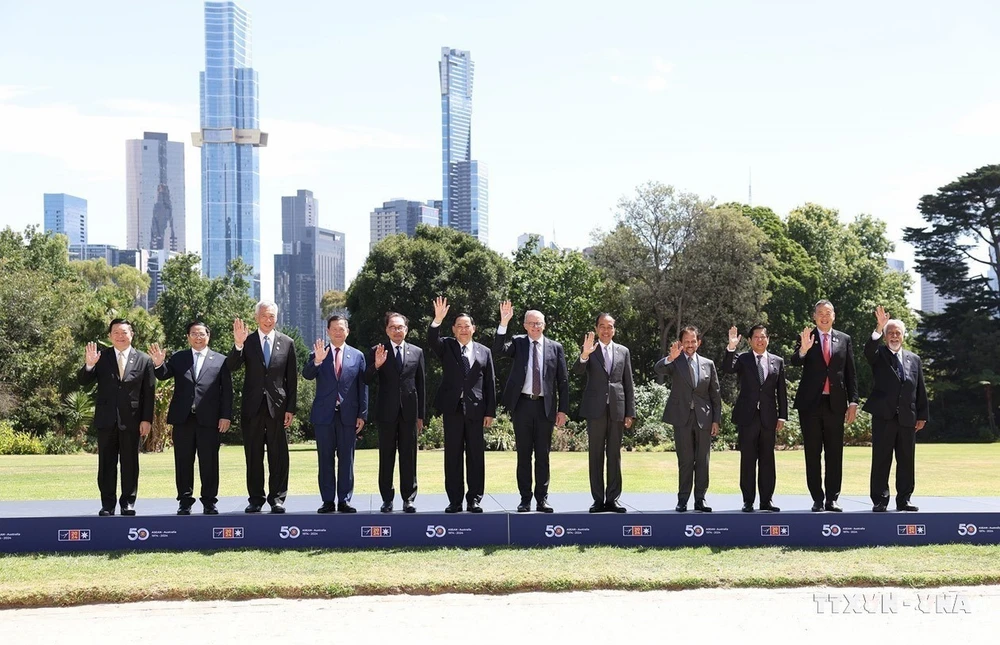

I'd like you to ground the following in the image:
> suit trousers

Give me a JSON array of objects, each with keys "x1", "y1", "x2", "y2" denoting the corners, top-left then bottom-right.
[
  {"x1": 513, "y1": 397, "x2": 554, "y2": 503},
  {"x1": 738, "y1": 413, "x2": 776, "y2": 506},
  {"x1": 242, "y1": 399, "x2": 289, "y2": 507},
  {"x1": 800, "y1": 395, "x2": 845, "y2": 503},
  {"x1": 443, "y1": 410, "x2": 486, "y2": 507},
  {"x1": 674, "y1": 409, "x2": 711, "y2": 504},
  {"x1": 585, "y1": 406, "x2": 623, "y2": 504},
  {"x1": 870, "y1": 415, "x2": 916, "y2": 506},
  {"x1": 314, "y1": 415, "x2": 356, "y2": 504},
  {"x1": 172, "y1": 415, "x2": 221, "y2": 507},
  {"x1": 97, "y1": 425, "x2": 140, "y2": 511},
  {"x1": 377, "y1": 412, "x2": 418, "y2": 504}
]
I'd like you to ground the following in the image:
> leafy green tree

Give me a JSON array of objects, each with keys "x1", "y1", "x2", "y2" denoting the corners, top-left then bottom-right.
[{"x1": 320, "y1": 289, "x2": 347, "y2": 317}]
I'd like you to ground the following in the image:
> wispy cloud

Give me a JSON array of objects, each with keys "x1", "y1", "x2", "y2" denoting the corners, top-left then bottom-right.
[{"x1": 0, "y1": 85, "x2": 47, "y2": 101}]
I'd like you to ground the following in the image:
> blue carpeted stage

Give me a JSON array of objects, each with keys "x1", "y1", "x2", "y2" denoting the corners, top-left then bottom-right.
[{"x1": 2, "y1": 494, "x2": 999, "y2": 553}]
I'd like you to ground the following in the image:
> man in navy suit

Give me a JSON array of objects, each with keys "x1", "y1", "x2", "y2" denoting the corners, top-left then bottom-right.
[
  {"x1": 428, "y1": 297, "x2": 496, "y2": 513},
  {"x1": 493, "y1": 301, "x2": 569, "y2": 513},
  {"x1": 863, "y1": 306, "x2": 928, "y2": 512},
  {"x1": 78, "y1": 319, "x2": 156, "y2": 516},
  {"x1": 366, "y1": 312, "x2": 425, "y2": 513},
  {"x1": 303, "y1": 315, "x2": 369, "y2": 513},
  {"x1": 149, "y1": 322, "x2": 233, "y2": 515},
  {"x1": 723, "y1": 324, "x2": 787, "y2": 513}
]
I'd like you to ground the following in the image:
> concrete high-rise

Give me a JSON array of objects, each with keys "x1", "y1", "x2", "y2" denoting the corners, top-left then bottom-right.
[
  {"x1": 43, "y1": 193, "x2": 87, "y2": 245},
  {"x1": 126, "y1": 132, "x2": 186, "y2": 252},
  {"x1": 369, "y1": 199, "x2": 440, "y2": 250}
]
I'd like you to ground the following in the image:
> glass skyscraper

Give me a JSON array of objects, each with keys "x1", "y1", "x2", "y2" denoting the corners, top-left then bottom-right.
[
  {"x1": 43, "y1": 193, "x2": 87, "y2": 245},
  {"x1": 440, "y1": 47, "x2": 489, "y2": 244},
  {"x1": 194, "y1": 1, "x2": 266, "y2": 298},
  {"x1": 369, "y1": 199, "x2": 440, "y2": 250},
  {"x1": 126, "y1": 132, "x2": 186, "y2": 253}
]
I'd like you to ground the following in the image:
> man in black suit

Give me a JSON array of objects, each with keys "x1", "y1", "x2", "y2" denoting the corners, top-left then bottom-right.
[
  {"x1": 366, "y1": 312, "x2": 425, "y2": 513},
  {"x1": 494, "y1": 301, "x2": 569, "y2": 513},
  {"x1": 790, "y1": 299, "x2": 859, "y2": 512},
  {"x1": 863, "y1": 306, "x2": 928, "y2": 512},
  {"x1": 573, "y1": 313, "x2": 635, "y2": 513},
  {"x1": 427, "y1": 296, "x2": 496, "y2": 513},
  {"x1": 654, "y1": 326, "x2": 721, "y2": 513},
  {"x1": 149, "y1": 321, "x2": 233, "y2": 515},
  {"x1": 227, "y1": 301, "x2": 298, "y2": 514},
  {"x1": 78, "y1": 319, "x2": 155, "y2": 516},
  {"x1": 723, "y1": 324, "x2": 788, "y2": 512}
]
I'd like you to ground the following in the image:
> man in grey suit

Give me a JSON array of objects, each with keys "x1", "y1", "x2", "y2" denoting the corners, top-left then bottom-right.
[
  {"x1": 654, "y1": 326, "x2": 721, "y2": 512},
  {"x1": 573, "y1": 313, "x2": 635, "y2": 513}
]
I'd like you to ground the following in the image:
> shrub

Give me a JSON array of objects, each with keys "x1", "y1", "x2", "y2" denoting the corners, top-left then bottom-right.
[
  {"x1": 0, "y1": 421, "x2": 46, "y2": 455},
  {"x1": 418, "y1": 416, "x2": 444, "y2": 450},
  {"x1": 552, "y1": 419, "x2": 589, "y2": 452},
  {"x1": 485, "y1": 412, "x2": 515, "y2": 451}
]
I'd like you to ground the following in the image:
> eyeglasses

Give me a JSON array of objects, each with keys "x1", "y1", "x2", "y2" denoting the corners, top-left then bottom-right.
[
  {"x1": 525, "y1": 322, "x2": 544, "y2": 327},
  {"x1": 188, "y1": 332, "x2": 209, "y2": 338},
  {"x1": 387, "y1": 325, "x2": 407, "y2": 331}
]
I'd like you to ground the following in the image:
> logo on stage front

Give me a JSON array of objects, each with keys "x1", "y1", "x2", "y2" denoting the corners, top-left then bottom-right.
[
  {"x1": 622, "y1": 525, "x2": 651, "y2": 537},
  {"x1": 58, "y1": 529, "x2": 90, "y2": 542},
  {"x1": 897, "y1": 524, "x2": 926, "y2": 536},
  {"x1": 362, "y1": 526, "x2": 391, "y2": 538},
  {"x1": 761, "y1": 525, "x2": 789, "y2": 537},
  {"x1": 213, "y1": 527, "x2": 244, "y2": 539}
]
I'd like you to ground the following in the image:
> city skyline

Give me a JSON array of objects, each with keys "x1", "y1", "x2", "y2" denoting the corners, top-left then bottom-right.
[{"x1": 125, "y1": 132, "x2": 186, "y2": 253}]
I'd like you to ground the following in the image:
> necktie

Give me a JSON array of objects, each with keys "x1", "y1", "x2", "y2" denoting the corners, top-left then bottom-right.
[
  {"x1": 461, "y1": 345, "x2": 470, "y2": 376},
  {"x1": 757, "y1": 354, "x2": 765, "y2": 384},
  {"x1": 194, "y1": 351, "x2": 204, "y2": 380},
  {"x1": 117, "y1": 352, "x2": 126, "y2": 379},
  {"x1": 262, "y1": 335, "x2": 271, "y2": 368},
  {"x1": 334, "y1": 347, "x2": 342, "y2": 379},
  {"x1": 604, "y1": 345, "x2": 612, "y2": 375},
  {"x1": 395, "y1": 345, "x2": 403, "y2": 370},
  {"x1": 893, "y1": 352, "x2": 904, "y2": 381},
  {"x1": 532, "y1": 341, "x2": 542, "y2": 396},
  {"x1": 689, "y1": 355, "x2": 698, "y2": 387},
  {"x1": 822, "y1": 333, "x2": 831, "y2": 394}
]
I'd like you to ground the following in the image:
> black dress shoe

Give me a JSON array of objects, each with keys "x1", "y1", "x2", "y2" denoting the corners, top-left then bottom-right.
[
  {"x1": 245, "y1": 504, "x2": 262, "y2": 513},
  {"x1": 741, "y1": 503, "x2": 754, "y2": 513},
  {"x1": 270, "y1": 503, "x2": 286, "y2": 514},
  {"x1": 606, "y1": 501, "x2": 627, "y2": 513},
  {"x1": 203, "y1": 504, "x2": 219, "y2": 515},
  {"x1": 403, "y1": 502, "x2": 416, "y2": 513},
  {"x1": 760, "y1": 502, "x2": 781, "y2": 512},
  {"x1": 380, "y1": 502, "x2": 393, "y2": 513},
  {"x1": 177, "y1": 505, "x2": 192, "y2": 516},
  {"x1": 825, "y1": 501, "x2": 843, "y2": 512},
  {"x1": 445, "y1": 504, "x2": 463, "y2": 513},
  {"x1": 121, "y1": 505, "x2": 136, "y2": 516},
  {"x1": 896, "y1": 503, "x2": 919, "y2": 512},
  {"x1": 694, "y1": 501, "x2": 712, "y2": 513},
  {"x1": 589, "y1": 502, "x2": 604, "y2": 513},
  {"x1": 516, "y1": 502, "x2": 530, "y2": 512},
  {"x1": 317, "y1": 502, "x2": 337, "y2": 514},
  {"x1": 872, "y1": 503, "x2": 888, "y2": 512},
  {"x1": 98, "y1": 508, "x2": 114, "y2": 517},
  {"x1": 536, "y1": 501, "x2": 554, "y2": 513},
  {"x1": 811, "y1": 501, "x2": 824, "y2": 512},
  {"x1": 675, "y1": 504, "x2": 688, "y2": 512},
  {"x1": 467, "y1": 501, "x2": 484, "y2": 513},
  {"x1": 338, "y1": 502, "x2": 357, "y2": 513}
]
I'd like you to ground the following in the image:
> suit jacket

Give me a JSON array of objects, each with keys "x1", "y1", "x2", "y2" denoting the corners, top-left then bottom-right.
[
  {"x1": 722, "y1": 350, "x2": 788, "y2": 429},
  {"x1": 493, "y1": 331, "x2": 569, "y2": 422},
  {"x1": 861, "y1": 337, "x2": 929, "y2": 427},
  {"x1": 226, "y1": 331, "x2": 298, "y2": 420},
  {"x1": 572, "y1": 342, "x2": 636, "y2": 421},
  {"x1": 78, "y1": 347, "x2": 155, "y2": 431},
  {"x1": 789, "y1": 328, "x2": 858, "y2": 413},
  {"x1": 654, "y1": 352, "x2": 722, "y2": 428},
  {"x1": 365, "y1": 341, "x2": 426, "y2": 424},
  {"x1": 303, "y1": 343, "x2": 369, "y2": 425},
  {"x1": 154, "y1": 348, "x2": 233, "y2": 426},
  {"x1": 427, "y1": 324, "x2": 497, "y2": 419}
]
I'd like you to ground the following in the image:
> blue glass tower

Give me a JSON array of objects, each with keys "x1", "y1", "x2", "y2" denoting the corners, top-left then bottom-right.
[
  {"x1": 43, "y1": 193, "x2": 87, "y2": 245},
  {"x1": 194, "y1": 1, "x2": 266, "y2": 298},
  {"x1": 440, "y1": 47, "x2": 488, "y2": 244}
]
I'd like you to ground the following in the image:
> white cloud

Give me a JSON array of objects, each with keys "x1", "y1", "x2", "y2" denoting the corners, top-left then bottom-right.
[
  {"x1": 0, "y1": 85, "x2": 45, "y2": 101},
  {"x1": 607, "y1": 55, "x2": 673, "y2": 93}
]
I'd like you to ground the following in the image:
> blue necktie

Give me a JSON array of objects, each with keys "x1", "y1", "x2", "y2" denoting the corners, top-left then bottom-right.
[
  {"x1": 396, "y1": 345, "x2": 403, "y2": 370},
  {"x1": 262, "y1": 336, "x2": 271, "y2": 368}
]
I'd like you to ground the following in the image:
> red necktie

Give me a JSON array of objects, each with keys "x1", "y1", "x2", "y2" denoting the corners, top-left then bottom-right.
[
  {"x1": 822, "y1": 332, "x2": 831, "y2": 394},
  {"x1": 334, "y1": 346, "x2": 342, "y2": 379}
]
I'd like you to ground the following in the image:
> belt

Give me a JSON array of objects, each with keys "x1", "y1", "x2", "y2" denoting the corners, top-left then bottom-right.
[{"x1": 521, "y1": 393, "x2": 543, "y2": 401}]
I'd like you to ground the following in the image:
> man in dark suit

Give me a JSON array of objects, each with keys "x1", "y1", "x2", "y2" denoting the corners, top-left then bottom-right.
[
  {"x1": 722, "y1": 324, "x2": 788, "y2": 512},
  {"x1": 149, "y1": 322, "x2": 233, "y2": 515},
  {"x1": 227, "y1": 301, "x2": 298, "y2": 514},
  {"x1": 428, "y1": 296, "x2": 496, "y2": 513},
  {"x1": 78, "y1": 319, "x2": 155, "y2": 516},
  {"x1": 573, "y1": 313, "x2": 635, "y2": 513},
  {"x1": 494, "y1": 301, "x2": 569, "y2": 513},
  {"x1": 366, "y1": 312, "x2": 425, "y2": 513},
  {"x1": 303, "y1": 315, "x2": 368, "y2": 513},
  {"x1": 654, "y1": 326, "x2": 721, "y2": 513},
  {"x1": 790, "y1": 299, "x2": 859, "y2": 512},
  {"x1": 863, "y1": 306, "x2": 928, "y2": 512}
]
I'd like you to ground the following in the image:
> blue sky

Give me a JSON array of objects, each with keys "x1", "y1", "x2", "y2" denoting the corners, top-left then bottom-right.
[{"x1": 2, "y1": 0, "x2": 999, "y2": 307}]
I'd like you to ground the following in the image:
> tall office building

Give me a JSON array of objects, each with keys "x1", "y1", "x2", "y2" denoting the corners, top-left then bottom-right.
[
  {"x1": 886, "y1": 258, "x2": 905, "y2": 274},
  {"x1": 440, "y1": 47, "x2": 489, "y2": 244},
  {"x1": 43, "y1": 193, "x2": 87, "y2": 245},
  {"x1": 126, "y1": 132, "x2": 186, "y2": 252},
  {"x1": 369, "y1": 199, "x2": 440, "y2": 250},
  {"x1": 69, "y1": 244, "x2": 117, "y2": 264},
  {"x1": 274, "y1": 190, "x2": 345, "y2": 343},
  {"x1": 193, "y1": 1, "x2": 267, "y2": 298},
  {"x1": 920, "y1": 274, "x2": 955, "y2": 314},
  {"x1": 989, "y1": 246, "x2": 999, "y2": 294}
]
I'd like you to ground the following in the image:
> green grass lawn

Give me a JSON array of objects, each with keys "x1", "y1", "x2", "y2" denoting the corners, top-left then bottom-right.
[{"x1": 1, "y1": 444, "x2": 998, "y2": 608}]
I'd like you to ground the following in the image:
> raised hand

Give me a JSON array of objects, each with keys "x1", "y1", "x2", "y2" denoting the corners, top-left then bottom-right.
[
  {"x1": 149, "y1": 343, "x2": 166, "y2": 367},
  {"x1": 875, "y1": 305, "x2": 890, "y2": 333},
  {"x1": 85, "y1": 342, "x2": 100, "y2": 368},
  {"x1": 580, "y1": 331, "x2": 597, "y2": 358},
  {"x1": 799, "y1": 326, "x2": 815, "y2": 355},
  {"x1": 727, "y1": 325, "x2": 741, "y2": 349},
  {"x1": 373, "y1": 344, "x2": 388, "y2": 369},
  {"x1": 233, "y1": 318, "x2": 249, "y2": 347},
  {"x1": 313, "y1": 338, "x2": 329, "y2": 364},
  {"x1": 433, "y1": 296, "x2": 450, "y2": 324},
  {"x1": 499, "y1": 300, "x2": 514, "y2": 327},
  {"x1": 668, "y1": 340, "x2": 682, "y2": 362}
]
